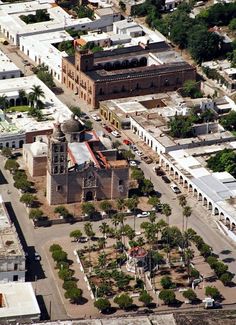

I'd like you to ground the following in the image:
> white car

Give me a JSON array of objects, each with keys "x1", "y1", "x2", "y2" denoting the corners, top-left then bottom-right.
[
  {"x1": 111, "y1": 130, "x2": 120, "y2": 138},
  {"x1": 170, "y1": 183, "x2": 181, "y2": 194},
  {"x1": 91, "y1": 114, "x2": 101, "y2": 121},
  {"x1": 34, "y1": 252, "x2": 41, "y2": 261},
  {"x1": 135, "y1": 150, "x2": 143, "y2": 156},
  {"x1": 129, "y1": 160, "x2": 137, "y2": 167},
  {"x1": 136, "y1": 211, "x2": 150, "y2": 218}
]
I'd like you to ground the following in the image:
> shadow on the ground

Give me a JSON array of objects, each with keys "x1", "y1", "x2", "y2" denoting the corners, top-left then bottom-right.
[
  {"x1": 222, "y1": 257, "x2": 235, "y2": 263},
  {"x1": 102, "y1": 307, "x2": 117, "y2": 315},
  {"x1": 37, "y1": 295, "x2": 50, "y2": 320},
  {"x1": 77, "y1": 297, "x2": 89, "y2": 305},
  {"x1": 5, "y1": 201, "x2": 46, "y2": 281},
  {"x1": 227, "y1": 281, "x2": 236, "y2": 288},
  {"x1": 0, "y1": 169, "x2": 8, "y2": 184},
  {"x1": 220, "y1": 250, "x2": 232, "y2": 255}
]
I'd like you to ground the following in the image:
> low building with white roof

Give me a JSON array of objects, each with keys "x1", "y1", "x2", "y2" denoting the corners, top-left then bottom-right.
[
  {"x1": 0, "y1": 75, "x2": 71, "y2": 148},
  {"x1": 0, "y1": 195, "x2": 26, "y2": 282},
  {"x1": 0, "y1": 49, "x2": 21, "y2": 80},
  {"x1": 0, "y1": 282, "x2": 40, "y2": 322}
]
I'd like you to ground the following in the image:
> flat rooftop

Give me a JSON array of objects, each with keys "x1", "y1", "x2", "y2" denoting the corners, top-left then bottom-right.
[
  {"x1": 0, "y1": 282, "x2": 40, "y2": 319},
  {"x1": 0, "y1": 75, "x2": 71, "y2": 134},
  {"x1": 0, "y1": 198, "x2": 24, "y2": 258},
  {"x1": 0, "y1": 50, "x2": 20, "y2": 73},
  {"x1": 68, "y1": 142, "x2": 99, "y2": 169}
]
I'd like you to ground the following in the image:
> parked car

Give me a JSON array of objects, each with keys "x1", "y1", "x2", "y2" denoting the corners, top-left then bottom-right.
[
  {"x1": 123, "y1": 139, "x2": 132, "y2": 145},
  {"x1": 91, "y1": 114, "x2": 101, "y2": 121},
  {"x1": 34, "y1": 252, "x2": 41, "y2": 261},
  {"x1": 111, "y1": 130, "x2": 120, "y2": 138},
  {"x1": 170, "y1": 183, "x2": 181, "y2": 194},
  {"x1": 131, "y1": 145, "x2": 138, "y2": 152},
  {"x1": 135, "y1": 150, "x2": 143, "y2": 157},
  {"x1": 136, "y1": 211, "x2": 150, "y2": 218},
  {"x1": 129, "y1": 160, "x2": 137, "y2": 167},
  {"x1": 78, "y1": 237, "x2": 89, "y2": 243},
  {"x1": 162, "y1": 175, "x2": 171, "y2": 184},
  {"x1": 142, "y1": 156, "x2": 153, "y2": 164},
  {"x1": 153, "y1": 166, "x2": 165, "y2": 176},
  {"x1": 104, "y1": 125, "x2": 113, "y2": 133}
]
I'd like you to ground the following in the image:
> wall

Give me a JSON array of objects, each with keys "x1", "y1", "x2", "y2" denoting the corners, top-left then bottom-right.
[{"x1": 0, "y1": 69, "x2": 21, "y2": 80}]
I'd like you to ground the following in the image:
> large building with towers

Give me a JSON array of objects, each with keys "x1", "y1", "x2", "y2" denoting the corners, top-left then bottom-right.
[
  {"x1": 62, "y1": 41, "x2": 196, "y2": 108},
  {"x1": 46, "y1": 115, "x2": 129, "y2": 205}
]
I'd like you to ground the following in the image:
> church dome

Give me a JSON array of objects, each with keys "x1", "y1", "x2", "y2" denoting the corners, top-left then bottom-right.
[
  {"x1": 61, "y1": 114, "x2": 85, "y2": 134},
  {"x1": 30, "y1": 141, "x2": 48, "y2": 156}
]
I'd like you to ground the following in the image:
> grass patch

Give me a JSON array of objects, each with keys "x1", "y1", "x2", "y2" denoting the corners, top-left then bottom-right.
[{"x1": 7, "y1": 106, "x2": 29, "y2": 113}]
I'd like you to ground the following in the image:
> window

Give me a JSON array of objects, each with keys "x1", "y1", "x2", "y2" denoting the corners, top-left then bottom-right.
[
  {"x1": 14, "y1": 263, "x2": 18, "y2": 271},
  {"x1": 13, "y1": 275, "x2": 18, "y2": 281},
  {"x1": 60, "y1": 145, "x2": 64, "y2": 152},
  {"x1": 60, "y1": 166, "x2": 64, "y2": 173},
  {"x1": 54, "y1": 166, "x2": 58, "y2": 174},
  {"x1": 119, "y1": 180, "x2": 123, "y2": 186},
  {"x1": 54, "y1": 156, "x2": 58, "y2": 163},
  {"x1": 56, "y1": 185, "x2": 62, "y2": 191}
]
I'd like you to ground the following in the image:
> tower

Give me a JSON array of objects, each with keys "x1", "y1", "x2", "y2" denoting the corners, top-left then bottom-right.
[
  {"x1": 75, "y1": 48, "x2": 94, "y2": 72},
  {"x1": 46, "y1": 123, "x2": 68, "y2": 205}
]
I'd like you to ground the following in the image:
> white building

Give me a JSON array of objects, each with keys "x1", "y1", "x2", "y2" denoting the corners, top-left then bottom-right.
[
  {"x1": 0, "y1": 197, "x2": 26, "y2": 282},
  {"x1": 0, "y1": 75, "x2": 71, "y2": 148},
  {"x1": 0, "y1": 50, "x2": 21, "y2": 80},
  {"x1": 0, "y1": 282, "x2": 40, "y2": 322}
]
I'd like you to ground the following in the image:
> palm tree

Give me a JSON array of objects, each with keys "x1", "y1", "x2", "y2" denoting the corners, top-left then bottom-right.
[
  {"x1": 116, "y1": 198, "x2": 125, "y2": 212},
  {"x1": 178, "y1": 195, "x2": 187, "y2": 208},
  {"x1": 84, "y1": 222, "x2": 95, "y2": 271},
  {"x1": 183, "y1": 205, "x2": 192, "y2": 232},
  {"x1": 162, "y1": 203, "x2": 172, "y2": 225},
  {"x1": 0, "y1": 94, "x2": 8, "y2": 110},
  {"x1": 28, "y1": 85, "x2": 45, "y2": 108},
  {"x1": 99, "y1": 222, "x2": 109, "y2": 250},
  {"x1": 18, "y1": 89, "x2": 27, "y2": 106}
]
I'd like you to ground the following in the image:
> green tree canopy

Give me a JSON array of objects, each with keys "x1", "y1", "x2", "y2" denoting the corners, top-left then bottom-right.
[
  {"x1": 94, "y1": 298, "x2": 111, "y2": 312},
  {"x1": 4, "y1": 159, "x2": 19, "y2": 173},
  {"x1": 159, "y1": 289, "x2": 176, "y2": 305},
  {"x1": 139, "y1": 290, "x2": 153, "y2": 306},
  {"x1": 20, "y1": 193, "x2": 37, "y2": 207},
  {"x1": 1, "y1": 147, "x2": 12, "y2": 158},
  {"x1": 29, "y1": 208, "x2": 43, "y2": 220},
  {"x1": 114, "y1": 293, "x2": 133, "y2": 309},
  {"x1": 81, "y1": 202, "x2": 96, "y2": 217},
  {"x1": 65, "y1": 287, "x2": 83, "y2": 304},
  {"x1": 205, "y1": 286, "x2": 220, "y2": 300},
  {"x1": 207, "y1": 149, "x2": 236, "y2": 178},
  {"x1": 183, "y1": 289, "x2": 197, "y2": 302},
  {"x1": 69, "y1": 230, "x2": 83, "y2": 241}
]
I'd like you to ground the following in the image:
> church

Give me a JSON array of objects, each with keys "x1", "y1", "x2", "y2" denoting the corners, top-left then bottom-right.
[{"x1": 24, "y1": 115, "x2": 129, "y2": 205}]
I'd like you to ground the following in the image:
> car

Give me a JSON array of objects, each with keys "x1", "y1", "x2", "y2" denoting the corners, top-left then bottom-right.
[
  {"x1": 34, "y1": 252, "x2": 41, "y2": 261},
  {"x1": 162, "y1": 175, "x2": 171, "y2": 184},
  {"x1": 78, "y1": 236, "x2": 89, "y2": 243},
  {"x1": 170, "y1": 183, "x2": 181, "y2": 194},
  {"x1": 136, "y1": 211, "x2": 150, "y2": 218},
  {"x1": 131, "y1": 145, "x2": 138, "y2": 152},
  {"x1": 129, "y1": 160, "x2": 137, "y2": 167},
  {"x1": 153, "y1": 166, "x2": 165, "y2": 176},
  {"x1": 123, "y1": 139, "x2": 132, "y2": 145},
  {"x1": 91, "y1": 114, "x2": 101, "y2": 121},
  {"x1": 135, "y1": 150, "x2": 143, "y2": 156},
  {"x1": 111, "y1": 130, "x2": 120, "y2": 138},
  {"x1": 142, "y1": 156, "x2": 153, "y2": 164},
  {"x1": 104, "y1": 125, "x2": 113, "y2": 133}
]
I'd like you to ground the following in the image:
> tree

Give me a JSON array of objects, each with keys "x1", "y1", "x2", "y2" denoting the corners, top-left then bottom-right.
[
  {"x1": 162, "y1": 203, "x2": 171, "y2": 224},
  {"x1": 94, "y1": 298, "x2": 111, "y2": 312},
  {"x1": 99, "y1": 200, "x2": 112, "y2": 215},
  {"x1": 131, "y1": 167, "x2": 144, "y2": 181},
  {"x1": 183, "y1": 289, "x2": 197, "y2": 302},
  {"x1": 52, "y1": 250, "x2": 67, "y2": 263},
  {"x1": 207, "y1": 149, "x2": 236, "y2": 178},
  {"x1": 99, "y1": 222, "x2": 109, "y2": 247},
  {"x1": 70, "y1": 106, "x2": 83, "y2": 117},
  {"x1": 229, "y1": 18, "x2": 236, "y2": 30},
  {"x1": 182, "y1": 80, "x2": 202, "y2": 98},
  {"x1": 84, "y1": 222, "x2": 95, "y2": 238},
  {"x1": 182, "y1": 205, "x2": 192, "y2": 232},
  {"x1": 169, "y1": 115, "x2": 193, "y2": 138},
  {"x1": 214, "y1": 261, "x2": 228, "y2": 277},
  {"x1": 159, "y1": 289, "x2": 176, "y2": 305},
  {"x1": 125, "y1": 197, "x2": 139, "y2": 212},
  {"x1": 18, "y1": 89, "x2": 27, "y2": 106},
  {"x1": 49, "y1": 244, "x2": 62, "y2": 252},
  {"x1": 116, "y1": 198, "x2": 126, "y2": 211},
  {"x1": 98, "y1": 252, "x2": 107, "y2": 268},
  {"x1": 139, "y1": 290, "x2": 153, "y2": 306},
  {"x1": 160, "y1": 276, "x2": 173, "y2": 289},
  {"x1": 29, "y1": 208, "x2": 43, "y2": 220},
  {"x1": 81, "y1": 202, "x2": 95, "y2": 218},
  {"x1": 58, "y1": 267, "x2": 74, "y2": 281},
  {"x1": 200, "y1": 243, "x2": 212, "y2": 258},
  {"x1": 122, "y1": 150, "x2": 135, "y2": 161},
  {"x1": 20, "y1": 193, "x2": 37, "y2": 207},
  {"x1": 220, "y1": 112, "x2": 236, "y2": 132},
  {"x1": 63, "y1": 280, "x2": 77, "y2": 291},
  {"x1": 54, "y1": 206, "x2": 70, "y2": 218},
  {"x1": 122, "y1": 224, "x2": 135, "y2": 240},
  {"x1": 220, "y1": 272, "x2": 234, "y2": 286},
  {"x1": 28, "y1": 85, "x2": 45, "y2": 108},
  {"x1": 114, "y1": 293, "x2": 133, "y2": 310},
  {"x1": 178, "y1": 195, "x2": 187, "y2": 207},
  {"x1": 148, "y1": 196, "x2": 160, "y2": 208},
  {"x1": 0, "y1": 94, "x2": 8, "y2": 110},
  {"x1": 112, "y1": 140, "x2": 121, "y2": 149},
  {"x1": 139, "y1": 179, "x2": 154, "y2": 195},
  {"x1": 37, "y1": 70, "x2": 55, "y2": 89},
  {"x1": 4, "y1": 159, "x2": 19, "y2": 173},
  {"x1": 1, "y1": 147, "x2": 12, "y2": 158},
  {"x1": 205, "y1": 286, "x2": 220, "y2": 300},
  {"x1": 119, "y1": 0, "x2": 126, "y2": 11},
  {"x1": 65, "y1": 287, "x2": 83, "y2": 304},
  {"x1": 69, "y1": 230, "x2": 82, "y2": 241}
]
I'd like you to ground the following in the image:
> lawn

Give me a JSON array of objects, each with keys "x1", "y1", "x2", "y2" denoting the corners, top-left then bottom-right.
[{"x1": 7, "y1": 106, "x2": 29, "y2": 113}]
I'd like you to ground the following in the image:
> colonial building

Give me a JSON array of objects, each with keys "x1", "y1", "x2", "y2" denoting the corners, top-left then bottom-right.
[
  {"x1": 62, "y1": 41, "x2": 196, "y2": 109},
  {"x1": 46, "y1": 115, "x2": 129, "y2": 205}
]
